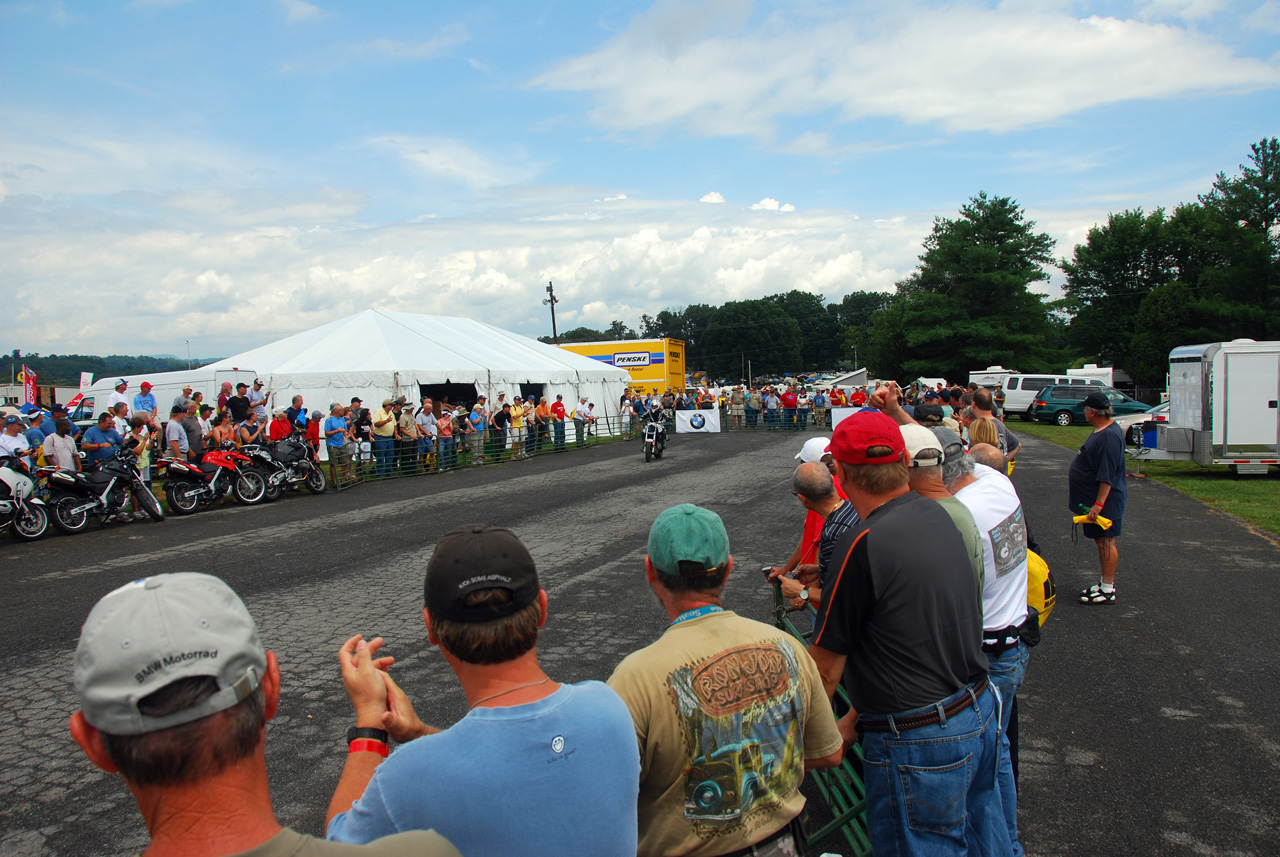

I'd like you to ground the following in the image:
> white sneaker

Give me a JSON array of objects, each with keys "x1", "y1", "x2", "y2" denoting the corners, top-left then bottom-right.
[{"x1": 134, "y1": 511, "x2": 148, "y2": 521}]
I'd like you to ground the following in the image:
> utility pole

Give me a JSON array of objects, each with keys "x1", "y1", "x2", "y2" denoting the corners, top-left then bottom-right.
[
  {"x1": 543, "y1": 281, "x2": 560, "y2": 344},
  {"x1": 186, "y1": 340, "x2": 192, "y2": 370}
]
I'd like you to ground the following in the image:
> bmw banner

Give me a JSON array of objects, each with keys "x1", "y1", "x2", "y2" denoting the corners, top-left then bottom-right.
[{"x1": 675, "y1": 410, "x2": 721, "y2": 433}]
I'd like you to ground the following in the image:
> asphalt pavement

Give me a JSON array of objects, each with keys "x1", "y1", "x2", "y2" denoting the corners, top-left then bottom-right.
[{"x1": 0, "y1": 428, "x2": 1275, "y2": 856}]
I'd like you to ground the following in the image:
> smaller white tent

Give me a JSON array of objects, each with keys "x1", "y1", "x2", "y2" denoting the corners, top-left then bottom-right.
[{"x1": 84, "y1": 311, "x2": 631, "y2": 421}]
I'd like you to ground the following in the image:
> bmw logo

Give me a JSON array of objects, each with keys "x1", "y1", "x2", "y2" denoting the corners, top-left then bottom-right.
[
  {"x1": 690, "y1": 414, "x2": 706, "y2": 429},
  {"x1": 551, "y1": 735, "x2": 565, "y2": 753}
]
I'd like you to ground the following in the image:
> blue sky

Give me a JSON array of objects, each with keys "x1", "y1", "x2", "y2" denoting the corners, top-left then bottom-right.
[{"x1": 2, "y1": 0, "x2": 1277, "y2": 357}]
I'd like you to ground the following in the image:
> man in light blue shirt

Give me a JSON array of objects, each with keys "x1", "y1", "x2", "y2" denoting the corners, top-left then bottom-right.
[
  {"x1": 325, "y1": 525, "x2": 639, "y2": 857},
  {"x1": 81, "y1": 413, "x2": 123, "y2": 465},
  {"x1": 132, "y1": 383, "x2": 158, "y2": 425}
]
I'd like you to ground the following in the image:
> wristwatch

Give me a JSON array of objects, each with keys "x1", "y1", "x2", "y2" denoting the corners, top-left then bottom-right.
[
  {"x1": 346, "y1": 726, "x2": 389, "y2": 745},
  {"x1": 799, "y1": 587, "x2": 810, "y2": 602}
]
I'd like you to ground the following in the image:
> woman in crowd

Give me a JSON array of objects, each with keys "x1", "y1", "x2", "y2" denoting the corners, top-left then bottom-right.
[
  {"x1": 205, "y1": 413, "x2": 234, "y2": 450},
  {"x1": 436, "y1": 404, "x2": 454, "y2": 470}
]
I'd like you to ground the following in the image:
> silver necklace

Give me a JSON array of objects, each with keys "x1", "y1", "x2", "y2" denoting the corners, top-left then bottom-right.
[{"x1": 467, "y1": 676, "x2": 551, "y2": 711}]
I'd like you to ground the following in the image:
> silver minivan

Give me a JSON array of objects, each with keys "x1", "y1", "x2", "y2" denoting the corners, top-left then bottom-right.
[{"x1": 1001, "y1": 375, "x2": 1104, "y2": 420}]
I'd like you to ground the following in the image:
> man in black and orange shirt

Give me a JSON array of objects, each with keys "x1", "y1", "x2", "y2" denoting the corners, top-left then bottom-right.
[{"x1": 807, "y1": 411, "x2": 1016, "y2": 857}]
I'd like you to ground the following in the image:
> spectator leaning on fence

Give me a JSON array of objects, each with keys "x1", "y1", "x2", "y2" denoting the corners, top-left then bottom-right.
[
  {"x1": 608, "y1": 504, "x2": 843, "y2": 857},
  {"x1": 324, "y1": 524, "x2": 640, "y2": 856},
  {"x1": 326, "y1": 402, "x2": 353, "y2": 485},
  {"x1": 69, "y1": 572, "x2": 458, "y2": 857}
]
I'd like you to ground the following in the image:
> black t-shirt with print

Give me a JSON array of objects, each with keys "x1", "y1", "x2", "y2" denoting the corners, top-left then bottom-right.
[
  {"x1": 227, "y1": 395, "x2": 252, "y2": 422},
  {"x1": 813, "y1": 491, "x2": 987, "y2": 715}
]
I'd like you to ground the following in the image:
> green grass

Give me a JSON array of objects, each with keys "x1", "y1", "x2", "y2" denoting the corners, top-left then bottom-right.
[{"x1": 1014, "y1": 419, "x2": 1280, "y2": 537}]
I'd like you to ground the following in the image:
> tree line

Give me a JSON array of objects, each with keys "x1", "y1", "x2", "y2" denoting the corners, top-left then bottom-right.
[
  {"x1": 545, "y1": 137, "x2": 1278, "y2": 387},
  {"x1": 3, "y1": 350, "x2": 196, "y2": 387}
]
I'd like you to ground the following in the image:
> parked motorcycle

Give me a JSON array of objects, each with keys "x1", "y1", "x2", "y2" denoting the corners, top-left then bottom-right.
[
  {"x1": 44, "y1": 441, "x2": 163, "y2": 534},
  {"x1": 0, "y1": 454, "x2": 50, "y2": 541},
  {"x1": 642, "y1": 407, "x2": 670, "y2": 463},
  {"x1": 164, "y1": 442, "x2": 266, "y2": 514},
  {"x1": 241, "y1": 434, "x2": 326, "y2": 500}
]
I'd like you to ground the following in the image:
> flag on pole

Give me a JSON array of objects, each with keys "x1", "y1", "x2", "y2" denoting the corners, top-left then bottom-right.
[{"x1": 20, "y1": 365, "x2": 37, "y2": 405}]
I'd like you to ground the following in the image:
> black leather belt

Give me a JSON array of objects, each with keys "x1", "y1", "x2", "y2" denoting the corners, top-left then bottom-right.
[{"x1": 860, "y1": 678, "x2": 989, "y2": 733}]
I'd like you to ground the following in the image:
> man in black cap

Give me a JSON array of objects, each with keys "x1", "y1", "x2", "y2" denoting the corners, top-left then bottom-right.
[
  {"x1": 325, "y1": 524, "x2": 640, "y2": 856},
  {"x1": 226, "y1": 383, "x2": 253, "y2": 423},
  {"x1": 1070, "y1": 392, "x2": 1126, "y2": 604}
]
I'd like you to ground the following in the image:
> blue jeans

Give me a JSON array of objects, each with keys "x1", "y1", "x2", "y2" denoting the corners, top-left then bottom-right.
[
  {"x1": 860, "y1": 681, "x2": 1012, "y2": 857},
  {"x1": 798, "y1": 407, "x2": 809, "y2": 429},
  {"x1": 438, "y1": 436, "x2": 455, "y2": 469},
  {"x1": 553, "y1": 421, "x2": 565, "y2": 450},
  {"x1": 765, "y1": 409, "x2": 778, "y2": 429},
  {"x1": 745, "y1": 407, "x2": 758, "y2": 427},
  {"x1": 373, "y1": 436, "x2": 395, "y2": 475},
  {"x1": 987, "y1": 643, "x2": 1029, "y2": 856}
]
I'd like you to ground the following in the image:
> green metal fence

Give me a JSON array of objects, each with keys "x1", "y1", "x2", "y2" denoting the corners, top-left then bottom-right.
[{"x1": 773, "y1": 583, "x2": 873, "y2": 857}]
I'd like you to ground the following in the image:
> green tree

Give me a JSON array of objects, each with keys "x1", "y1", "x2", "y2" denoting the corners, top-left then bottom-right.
[
  {"x1": 1127, "y1": 282, "x2": 1194, "y2": 388},
  {"x1": 1060, "y1": 208, "x2": 1174, "y2": 369},
  {"x1": 699, "y1": 300, "x2": 801, "y2": 380},
  {"x1": 639, "y1": 304, "x2": 715, "y2": 365},
  {"x1": 835, "y1": 291, "x2": 894, "y2": 369},
  {"x1": 764, "y1": 290, "x2": 842, "y2": 369},
  {"x1": 892, "y1": 192, "x2": 1056, "y2": 379}
]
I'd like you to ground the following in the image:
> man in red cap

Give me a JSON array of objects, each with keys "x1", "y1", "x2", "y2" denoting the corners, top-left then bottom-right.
[
  {"x1": 132, "y1": 382, "x2": 160, "y2": 433},
  {"x1": 807, "y1": 411, "x2": 1013, "y2": 857}
]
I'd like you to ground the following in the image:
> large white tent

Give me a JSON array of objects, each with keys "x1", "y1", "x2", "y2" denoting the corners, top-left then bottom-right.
[{"x1": 82, "y1": 310, "x2": 630, "y2": 420}]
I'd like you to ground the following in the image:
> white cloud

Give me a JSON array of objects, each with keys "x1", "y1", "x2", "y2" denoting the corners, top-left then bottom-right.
[
  {"x1": 604, "y1": 193, "x2": 628, "y2": 201},
  {"x1": 700, "y1": 191, "x2": 725, "y2": 203},
  {"x1": 751, "y1": 198, "x2": 794, "y2": 211},
  {"x1": 1248, "y1": 0, "x2": 1280, "y2": 32},
  {"x1": 351, "y1": 23, "x2": 468, "y2": 60},
  {"x1": 281, "y1": 0, "x2": 325, "y2": 23},
  {"x1": 534, "y1": 2, "x2": 1280, "y2": 136},
  {"x1": 370, "y1": 136, "x2": 538, "y2": 189}
]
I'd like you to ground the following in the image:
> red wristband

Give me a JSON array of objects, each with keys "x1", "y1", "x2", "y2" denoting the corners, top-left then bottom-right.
[{"x1": 348, "y1": 739, "x2": 389, "y2": 757}]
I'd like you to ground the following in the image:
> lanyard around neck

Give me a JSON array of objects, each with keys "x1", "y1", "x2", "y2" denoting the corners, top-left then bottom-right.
[{"x1": 667, "y1": 605, "x2": 724, "y2": 629}]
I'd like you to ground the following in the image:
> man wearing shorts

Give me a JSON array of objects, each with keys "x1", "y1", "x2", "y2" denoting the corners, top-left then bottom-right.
[{"x1": 1070, "y1": 392, "x2": 1127, "y2": 604}]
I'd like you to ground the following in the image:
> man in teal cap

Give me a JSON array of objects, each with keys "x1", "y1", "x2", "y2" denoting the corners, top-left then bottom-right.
[{"x1": 608, "y1": 503, "x2": 843, "y2": 857}]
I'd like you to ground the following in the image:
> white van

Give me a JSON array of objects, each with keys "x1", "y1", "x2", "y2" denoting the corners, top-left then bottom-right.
[{"x1": 1002, "y1": 374, "x2": 1104, "y2": 420}]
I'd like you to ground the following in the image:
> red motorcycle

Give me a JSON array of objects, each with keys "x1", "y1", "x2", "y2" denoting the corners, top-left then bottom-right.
[{"x1": 164, "y1": 442, "x2": 267, "y2": 514}]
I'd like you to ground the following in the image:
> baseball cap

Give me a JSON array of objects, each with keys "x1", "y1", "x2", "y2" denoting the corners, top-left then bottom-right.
[
  {"x1": 1083, "y1": 392, "x2": 1110, "y2": 410},
  {"x1": 900, "y1": 423, "x2": 944, "y2": 467},
  {"x1": 350, "y1": 397, "x2": 362, "y2": 405},
  {"x1": 827, "y1": 411, "x2": 905, "y2": 466},
  {"x1": 930, "y1": 426, "x2": 965, "y2": 464},
  {"x1": 140, "y1": 382, "x2": 153, "y2": 390},
  {"x1": 253, "y1": 379, "x2": 263, "y2": 385},
  {"x1": 425, "y1": 525, "x2": 540, "y2": 623},
  {"x1": 115, "y1": 378, "x2": 127, "y2": 387},
  {"x1": 329, "y1": 402, "x2": 342, "y2": 410},
  {"x1": 236, "y1": 382, "x2": 248, "y2": 390},
  {"x1": 382, "y1": 398, "x2": 393, "y2": 406},
  {"x1": 647, "y1": 504, "x2": 730, "y2": 577},
  {"x1": 913, "y1": 403, "x2": 944, "y2": 424},
  {"x1": 73, "y1": 573, "x2": 266, "y2": 736},
  {"x1": 4, "y1": 415, "x2": 20, "y2": 426},
  {"x1": 923, "y1": 390, "x2": 938, "y2": 400},
  {"x1": 795, "y1": 436, "x2": 832, "y2": 464}
]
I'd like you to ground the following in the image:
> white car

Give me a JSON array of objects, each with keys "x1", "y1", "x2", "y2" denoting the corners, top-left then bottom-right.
[{"x1": 1115, "y1": 402, "x2": 1169, "y2": 445}]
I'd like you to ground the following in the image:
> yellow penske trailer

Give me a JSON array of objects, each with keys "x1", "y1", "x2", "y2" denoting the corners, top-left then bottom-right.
[{"x1": 558, "y1": 339, "x2": 686, "y2": 395}]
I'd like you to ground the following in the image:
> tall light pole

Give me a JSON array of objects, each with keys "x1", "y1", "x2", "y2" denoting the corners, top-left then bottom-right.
[
  {"x1": 543, "y1": 281, "x2": 560, "y2": 344},
  {"x1": 186, "y1": 340, "x2": 192, "y2": 370}
]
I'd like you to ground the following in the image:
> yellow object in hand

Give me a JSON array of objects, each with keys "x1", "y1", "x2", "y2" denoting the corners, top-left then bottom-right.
[{"x1": 1072, "y1": 514, "x2": 1113, "y2": 529}]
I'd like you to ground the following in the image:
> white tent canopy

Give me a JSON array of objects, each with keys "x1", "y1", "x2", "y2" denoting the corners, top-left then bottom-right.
[{"x1": 84, "y1": 310, "x2": 630, "y2": 420}]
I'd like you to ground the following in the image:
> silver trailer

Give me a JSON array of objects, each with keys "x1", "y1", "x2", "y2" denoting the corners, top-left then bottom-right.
[{"x1": 1131, "y1": 339, "x2": 1279, "y2": 474}]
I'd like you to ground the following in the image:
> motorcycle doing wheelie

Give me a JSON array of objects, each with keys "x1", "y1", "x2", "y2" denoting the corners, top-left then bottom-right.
[
  {"x1": 0, "y1": 453, "x2": 49, "y2": 541},
  {"x1": 642, "y1": 406, "x2": 671, "y2": 463},
  {"x1": 240, "y1": 433, "x2": 326, "y2": 501},
  {"x1": 45, "y1": 439, "x2": 164, "y2": 533},
  {"x1": 165, "y1": 441, "x2": 267, "y2": 514}
]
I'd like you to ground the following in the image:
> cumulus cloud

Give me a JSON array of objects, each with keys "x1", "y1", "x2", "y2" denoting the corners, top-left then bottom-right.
[
  {"x1": 604, "y1": 193, "x2": 628, "y2": 201},
  {"x1": 750, "y1": 198, "x2": 794, "y2": 211},
  {"x1": 533, "y1": 1, "x2": 1280, "y2": 136},
  {"x1": 281, "y1": 0, "x2": 326, "y2": 23},
  {"x1": 700, "y1": 191, "x2": 725, "y2": 203}
]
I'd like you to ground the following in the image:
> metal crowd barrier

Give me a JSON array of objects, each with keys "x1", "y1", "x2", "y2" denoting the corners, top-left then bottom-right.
[{"x1": 773, "y1": 583, "x2": 872, "y2": 857}]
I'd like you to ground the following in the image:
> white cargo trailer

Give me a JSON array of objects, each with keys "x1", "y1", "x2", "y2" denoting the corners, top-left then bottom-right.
[
  {"x1": 969, "y1": 365, "x2": 1017, "y2": 388},
  {"x1": 1131, "y1": 339, "x2": 1279, "y2": 474}
]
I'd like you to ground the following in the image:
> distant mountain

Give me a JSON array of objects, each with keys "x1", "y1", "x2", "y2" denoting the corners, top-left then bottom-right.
[{"x1": 2, "y1": 350, "x2": 222, "y2": 386}]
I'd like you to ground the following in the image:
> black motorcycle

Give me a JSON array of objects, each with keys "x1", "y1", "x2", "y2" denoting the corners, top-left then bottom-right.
[
  {"x1": 241, "y1": 434, "x2": 326, "y2": 501},
  {"x1": 45, "y1": 440, "x2": 163, "y2": 533},
  {"x1": 642, "y1": 407, "x2": 670, "y2": 463}
]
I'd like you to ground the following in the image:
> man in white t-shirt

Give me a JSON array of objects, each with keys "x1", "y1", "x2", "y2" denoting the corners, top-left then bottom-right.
[
  {"x1": 106, "y1": 379, "x2": 131, "y2": 419},
  {"x1": 1, "y1": 416, "x2": 34, "y2": 459},
  {"x1": 945, "y1": 441, "x2": 1029, "y2": 855}
]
